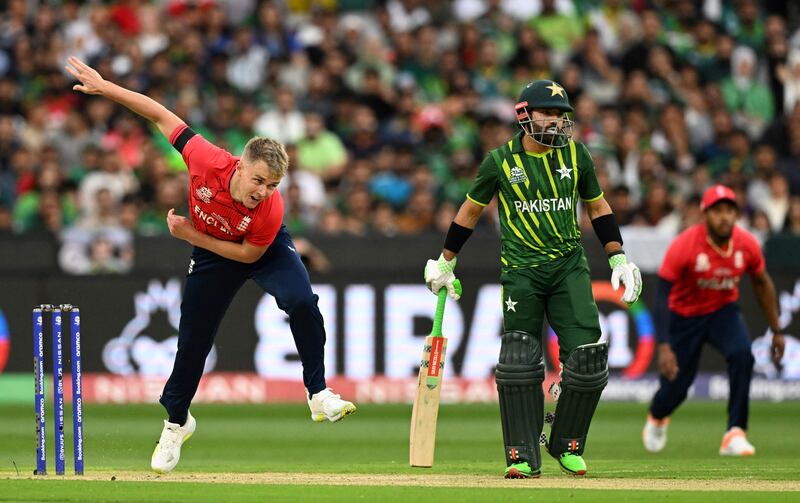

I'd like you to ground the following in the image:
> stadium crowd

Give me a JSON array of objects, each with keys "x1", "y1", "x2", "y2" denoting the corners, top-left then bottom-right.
[{"x1": 1, "y1": 0, "x2": 799, "y2": 273}]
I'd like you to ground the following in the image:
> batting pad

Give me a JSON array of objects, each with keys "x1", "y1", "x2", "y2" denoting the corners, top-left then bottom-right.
[
  {"x1": 495, "y1": 331, "x2": 545, "y2": 470},
  {"x1": 547, "y1": 342, "x2": 608, "y2": 457}
]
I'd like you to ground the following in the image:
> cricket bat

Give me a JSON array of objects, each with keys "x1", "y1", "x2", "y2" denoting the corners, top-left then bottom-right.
[{"x1": 409, "y1": 280, "x2": 460, "y2": 467}]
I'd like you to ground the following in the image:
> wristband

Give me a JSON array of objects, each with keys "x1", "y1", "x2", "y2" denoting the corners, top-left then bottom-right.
[
  {"x1": 608, "y1": 253, "x2": 627, "y2": 269},
  {"x1": 591, "y1": 213, "x2": 623, "y2": 247},
  {"x1": 444, "y1": 222, "x2": 473, "y2": 254}
]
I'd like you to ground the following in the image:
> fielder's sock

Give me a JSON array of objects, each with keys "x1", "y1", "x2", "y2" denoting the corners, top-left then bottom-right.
[{"x1": 169, "y1": 414, "x2": 187, "y2": 427}]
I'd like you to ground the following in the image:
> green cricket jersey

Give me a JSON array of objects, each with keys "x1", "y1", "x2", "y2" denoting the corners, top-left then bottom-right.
[{"x1": 467, "y1": 132, "x2": 603, "y2": 269}]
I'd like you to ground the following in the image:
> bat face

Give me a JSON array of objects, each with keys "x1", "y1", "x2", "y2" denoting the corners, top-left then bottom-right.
[{"x1": 410, "y1": 335, "x2": 448, "y2": 467}]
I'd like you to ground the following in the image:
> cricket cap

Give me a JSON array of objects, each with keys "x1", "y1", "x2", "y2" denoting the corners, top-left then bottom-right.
[{"x1": 701, "y1": 185, "x2": 738, "y2": 211}]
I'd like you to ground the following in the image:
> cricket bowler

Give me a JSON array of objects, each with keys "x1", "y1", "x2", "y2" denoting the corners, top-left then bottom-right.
[{"x1": 66, "y1": 56, "x2": 355, "y2": 474}]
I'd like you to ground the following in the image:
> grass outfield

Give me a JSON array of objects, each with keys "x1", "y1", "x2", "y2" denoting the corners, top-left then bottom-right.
[{"x1": 1, "y1": 401, "x2": 798, "y2": 502}]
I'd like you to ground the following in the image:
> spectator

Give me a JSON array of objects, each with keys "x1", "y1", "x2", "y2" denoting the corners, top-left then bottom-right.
[
  {"x1": 754, "y1": 172, "x2": 790, "y2": 232},
  {"x1": 77, "y1": 148, "x2": 138, "y2": 220},
  {"x1": 783, "y1": 197, "x2": 800, "y2": 236},
  {"x1": 721, "y1": 46, "x2": 774, "y2": 140},
  {"x1": 296, "y1": 112, "x2": 348, "y2": 185},
  {"x1": 254, "y1": 87, "x2": 305, "y2": 145}
]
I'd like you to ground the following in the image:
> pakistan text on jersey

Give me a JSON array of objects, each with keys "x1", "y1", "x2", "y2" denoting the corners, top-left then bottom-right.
[{"x1": 513, "y1": 197, "x2": 573, "y2": 214}]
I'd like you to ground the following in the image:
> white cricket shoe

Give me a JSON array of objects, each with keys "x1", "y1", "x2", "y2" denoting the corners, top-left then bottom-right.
[
  {"x1": 151, "y1": 411, "x2": 196, "y2": 473},
  {"x1": 719, "y1": 427, "x2": 755, "y2": 456},
  {"x1": 642, "y1": 413, "x2": 670, "y2": 453},
  {"x1": 308, "y1": 388, "x2": 356, "y2": 422}
]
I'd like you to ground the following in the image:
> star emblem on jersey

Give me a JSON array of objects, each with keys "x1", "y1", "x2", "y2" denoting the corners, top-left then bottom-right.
[
  {"x1": 546, "y1": 82, "x2": 565, "y2": 97},
  {"x1": 556, "y1": 164, "x2": 571, "y2": 179},
  {"x1": 505, "y1": 296, "x2": 518, "y2": 312}
]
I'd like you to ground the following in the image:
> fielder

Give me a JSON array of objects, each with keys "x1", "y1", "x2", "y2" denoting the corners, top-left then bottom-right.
[
  {"x1": 66, "y1": 57, "x2": 355, "y2": 474},
  {"x1": 643, "y1": 185, "x2": 784, "y2": 456},
  {"x1": 424, "y1": 80, "x2": 642, "y2": 478}
]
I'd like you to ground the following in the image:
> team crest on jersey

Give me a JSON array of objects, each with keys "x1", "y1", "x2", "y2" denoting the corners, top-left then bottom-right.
[
  {"x1": 695, "y1": 253, "x2": 710, "y2": 272},
  {"x1": 196, "y1": 186, "x2": 213, "y2": 203},
  {"x1": 509, "y1": 165, "x2": 528, "y2": 184},
  {"x1": 237, "y1": 216, "x2": 251, "y2": 232}
]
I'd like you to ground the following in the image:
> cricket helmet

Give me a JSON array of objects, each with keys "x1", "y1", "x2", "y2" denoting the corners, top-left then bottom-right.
[{"x1": 515, "y1": 80, "x2": 574, "y2": 148}]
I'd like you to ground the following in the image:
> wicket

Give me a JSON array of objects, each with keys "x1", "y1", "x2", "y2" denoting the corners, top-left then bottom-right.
[{"x1": 33, "y1": 304, "x2": 84, "y2": 476}]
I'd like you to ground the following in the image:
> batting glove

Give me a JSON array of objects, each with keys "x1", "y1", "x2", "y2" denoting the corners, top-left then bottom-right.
[
  {"x1": 609, "y1": 253, "x2": 642, "y2": 305},
  {"x1": 424, "y1": 253, "x2": 461, "y2": 300}
]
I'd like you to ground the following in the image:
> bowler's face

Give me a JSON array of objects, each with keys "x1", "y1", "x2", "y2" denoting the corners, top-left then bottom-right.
[{"x1": 237, "y1": 160, "x2": 281, "y2": 209}]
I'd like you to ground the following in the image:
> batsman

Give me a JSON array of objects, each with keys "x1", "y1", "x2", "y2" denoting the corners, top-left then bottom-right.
[{"x1": 424, "y1": 80, "x2": 642, "y2": 478}]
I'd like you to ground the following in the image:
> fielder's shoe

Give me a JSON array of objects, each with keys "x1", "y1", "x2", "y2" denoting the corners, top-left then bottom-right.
[
  {"x1": 557, "y1": 453, "x2": 587, "y2": 476},
  {"x1": 719, "y1": 427, "x2": 755, "y2": 456},
  {"x1": 151, "y1": 411, "x2": 196, "y2": 474},
  {"x1": 504, "y1": 461, "x2": 540, "y2": 479},
  {"x1": 642, "y1": 413, "x2": 670, "y2": 453},
  {"x1": 308, "y1": 388, "x2": 356, "y2": 422}
]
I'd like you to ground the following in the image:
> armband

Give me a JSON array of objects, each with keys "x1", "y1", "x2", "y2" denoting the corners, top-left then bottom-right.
[
  {"x1": 591, "y1": 213, "x2": 623, "y2": 247},
  {"x1": 444, "y1": 222, "x2": 473, "y2": 254}
]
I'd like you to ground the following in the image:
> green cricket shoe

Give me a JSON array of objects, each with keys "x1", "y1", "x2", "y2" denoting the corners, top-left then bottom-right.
[
  {"x1": 504, "y1": 462, "x2": 541, "y2": 479},
  {"x1": 557, "y1": 453, "x2": 587, "y2": 476}
]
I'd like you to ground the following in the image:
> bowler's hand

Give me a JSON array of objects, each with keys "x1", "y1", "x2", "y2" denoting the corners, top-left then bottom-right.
[
  {"x1": 166, "y1": 208, "x2": 196, "y2": 244},
  {"x1": 424, "y1": 253, "x2": 461, "y2": 300},
  {"x1": 609, "y1": 253, "x2": 642, "y2": 305},
  {"x1": 65, "y1": 56, "x2": 107, "y2": 95},
  {"x1": 657, "y1": 343, "x2": 679, "y2": 381},
  {"x1": 771, "y1": 332, "x2": 785, "y2": 368}
]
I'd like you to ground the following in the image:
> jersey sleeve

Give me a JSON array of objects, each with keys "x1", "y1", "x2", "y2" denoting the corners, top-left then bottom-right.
[
  {"x1": 169, "y1": 124, "x2": 233, "y2": 176},
  {"x1": 658, "y1": 235, "x2": 686, "y2": 282},
  {"x1": 742, "y1": 230, "x2": 766, "y2": 274},
  {"x1": 576, "y1": 142, "x2": 603, "y2": 202},
  {"x1": 466, "y1": 153, "x2": 499, "y2": 206},
  {"x1": 246, "y1": 191, "x2": 284, "y2": 247}
]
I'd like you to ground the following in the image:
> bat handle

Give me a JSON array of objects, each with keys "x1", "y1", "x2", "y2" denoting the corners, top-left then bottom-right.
[{"x1": 431, "y1": 279, "x2": 459, "y2": 337}]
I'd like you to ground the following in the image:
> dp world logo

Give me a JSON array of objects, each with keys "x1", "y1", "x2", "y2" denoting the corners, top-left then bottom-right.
[{"x1": 102, "y1": 279, "x2": 217, "y2": 376}]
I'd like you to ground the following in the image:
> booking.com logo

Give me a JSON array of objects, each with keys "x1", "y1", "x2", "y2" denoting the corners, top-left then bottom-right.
[{"x1": 547, "y1": 281, "x2": 655, "y2": 379}]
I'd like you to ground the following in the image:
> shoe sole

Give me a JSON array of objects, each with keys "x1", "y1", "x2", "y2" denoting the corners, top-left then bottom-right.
[
  {"x1": 719, "y1": 449, "x2": 755, "y2": 456},
  {"x1": 504, "y1": 468, "x2": 541, "y2": 479},
  {"x1": 151, "y1": 431, "x2": 194, "y2": 474},
  {"x1": 312, "y1": 404, "x2": 357, "y2": 423}
]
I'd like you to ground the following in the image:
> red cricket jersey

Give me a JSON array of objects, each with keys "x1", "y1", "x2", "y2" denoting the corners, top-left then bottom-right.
[
  {"x1": 658, "y1": 223, "x2": 765, "y2": 317},
  {"x1": 170, "y1": 125, "x2": 283, "y2": 247}
]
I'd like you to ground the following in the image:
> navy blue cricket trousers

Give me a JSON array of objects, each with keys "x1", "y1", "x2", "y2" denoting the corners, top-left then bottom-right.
[
  {"x1": 650, "y1": 303, "x2": 755, "y2": 430},
  {"x1": 160, "y1": 226, "x2": 327, "y2": 422}
]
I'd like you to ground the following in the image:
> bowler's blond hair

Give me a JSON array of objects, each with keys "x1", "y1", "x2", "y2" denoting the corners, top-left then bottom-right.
[{"x1": 242, "y1": 137, "x2": 289, "y2": 178}]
